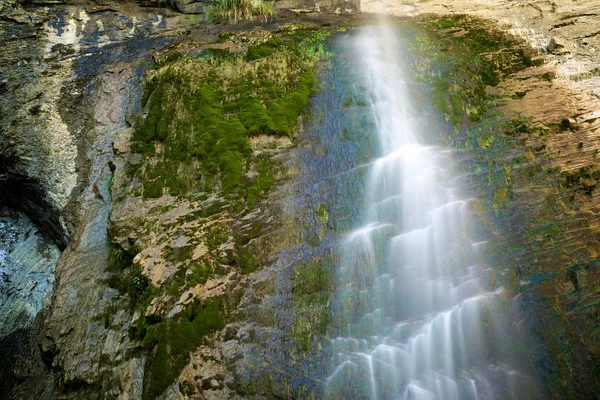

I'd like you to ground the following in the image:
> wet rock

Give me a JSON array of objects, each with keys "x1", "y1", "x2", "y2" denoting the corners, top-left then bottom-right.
[
  {"x1": 173, "y1": 0, "x2": 207, "y2": 14},
  {"x1": 13, "y1": 6, "x2": 189, "y2": 397},
  {"x1": 0, "y1": 207, "x2": 60, "y2": 399},
  {"x1": 0, "y1": 208, "x2": 59, "y2": 338}
]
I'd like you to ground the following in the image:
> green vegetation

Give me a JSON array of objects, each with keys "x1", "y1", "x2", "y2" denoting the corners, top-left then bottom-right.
[
  {"x1": 238, "y1": 249, "x2": 257, "y2": 274},
  {"x1": 293, "y1": 261, "x2": 330, "y2": 300},
  {"x1": 246, "y1": 156, "x2": 276, "y2": 210},
  {"x1": 492, "y1": 186, "x2": 513, "y2": 211},
  {"x1": 246, "y1": 36, "x2": 281, "y2": 61},
  {"x1": 559, "y1": 166, "x2": 600, "y2": 196},
  {"x1": 105, "y1": 243, "x2": 153, "y2": 311},
  {"x1": 142, "y1": 300, "x2": 224, "y2": 399},
  {"x1": 132, "y1": 33, "x2": 320, "y2": 202},
  {"x1": 106, "y1": 263, "x2": 151, "y2": 310},
  {"x1": 188, "y1": 259, "x2": 214, "y2": 286},
  {"x1": 207, "y1": 0, "x2": 274, "y2": 23},
  {"x1": 411, "y1": 14, "x2": 538, "y2": 127},
  {"x1": 406, "y1": 15, "x2": 547, "y2": 220},
  {"x1": 542, "y1": 72, "x2": 555, "y2": 82},
  {"x1": 291, "y1": 259, "x2": 331, "y2": 351},
  {"x1": 109, "y1": 28, "x2": 338, "y2": 399},
  {"x1": 107, "y1": 243, "x2": 136, "y2": 272},
  {"x1": 166, "y1": 246, "x2": 193, "y2": 263},
  {"x1": 206, "y1": 224, "x2": 230, "y2": 251}
]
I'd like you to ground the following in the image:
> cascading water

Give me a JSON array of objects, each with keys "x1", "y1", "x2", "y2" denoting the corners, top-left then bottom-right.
[{"x1": 325, "y1": 23, "x2": 543, "y2": 400}]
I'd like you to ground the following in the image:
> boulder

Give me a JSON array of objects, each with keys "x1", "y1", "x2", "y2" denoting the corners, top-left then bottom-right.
[
  {"x1": 173, "y1": 0, "x2": 207, "y2": 14},
  {"x1": 547, "y1": 36, "x2": 575, "y2": 54}
]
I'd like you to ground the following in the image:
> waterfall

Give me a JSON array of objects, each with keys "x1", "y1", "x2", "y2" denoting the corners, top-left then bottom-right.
[{"x1": 325, "y1": 24, "x2": 543, "y2": 400}]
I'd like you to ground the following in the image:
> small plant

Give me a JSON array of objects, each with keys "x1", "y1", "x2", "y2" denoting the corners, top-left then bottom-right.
[
  {"x1": 206, "y1": 224, "x2": 230, "y2": 251},
  {"x1": 132, "y1": 275, "x2": 145, "y2": 293},
  {"x1": 207, "y1": 0, "x2": 274, "y2": 24},
  {"x1": 253, "y1": 0, "x2": 274, "y2": 22},
  {"x1": 239, "y1": 249, "x2": 257, "y2": 274},
  {"x1": 48, "y1": 371, "x2": 65, "y2": 390},
  {"x1": 107, "y1": 244, "x2": 136, "y2": 272}
]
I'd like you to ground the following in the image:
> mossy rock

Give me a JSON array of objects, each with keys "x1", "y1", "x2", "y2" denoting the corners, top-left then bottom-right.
[
  {"x1": 411, "y1": 14, "x2": 537, "y2": 127},
  {"x1": 142, "y1": 300, "x2": 224, "y2": 399},
  {"x1": 132, "y1": 39, "x2": 318, "y2": 201}
]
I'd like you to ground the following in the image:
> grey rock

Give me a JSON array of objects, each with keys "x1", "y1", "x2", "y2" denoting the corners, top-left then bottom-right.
[
  {"x1": 547, "y1": 36, "x2": 575, "y2": 54},
  {"x1": 173, "y1": 0, "x2": 209, "y2": 14},
  {"x1": 0, "y1": 208, "x2": 60, "y2": 339}
]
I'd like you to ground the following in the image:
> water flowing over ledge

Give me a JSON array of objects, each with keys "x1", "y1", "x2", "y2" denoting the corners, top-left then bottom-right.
[{"x1": 325, "y1": 22, "x2": 543, "y2": 400}]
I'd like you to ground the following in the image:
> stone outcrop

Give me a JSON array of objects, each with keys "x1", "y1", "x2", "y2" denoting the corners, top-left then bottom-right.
[
  {"x1": 0, "y1": 2, "x2": 189, "y2": 398},
  {"x1": 0, "y1": 208, "x2": 59, "y2": 338},
  {"x1": 0, "y1": 207, "x2": 60, "y2": 399},
  {"x1": 2, "y1": 0, "x2": 600, "y2": 399}
]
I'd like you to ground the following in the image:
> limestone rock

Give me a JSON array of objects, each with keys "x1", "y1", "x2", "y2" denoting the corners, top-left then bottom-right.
[
  {"x1": 0, "y1": 208, "x2": 60, "y2": 339},
  {"x1": 547, "y1": 36, "x2": 575, "y2": 54},
  {"x1": 173, "y1": 0, "x2": 207, "y2": 14}
]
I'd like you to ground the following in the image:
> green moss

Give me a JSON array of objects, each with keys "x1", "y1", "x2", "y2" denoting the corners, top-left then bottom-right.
[
  {"x1": 476, "y1": 133, "x2": 494, "y2": 149},
  {"x1": 492, "y1": 186, "x2": 512, "y2": 211},
  {"x1": 246, "y1": 156, "x2": 276, "y2": 210},
  {"x1": 295, "y1": 316, "x2": 312, "y2": 352},
  {"x1": 132, "y1": 142, "x2": 155, "y2": 157},
  {"x1": 430, "y1": 77, "x2": 450, "y2": 114},
  {"x1": 438, "y1": 16, "x2": 461, "y2": 29},
  {"x1": 342, "y1": 91, "x2": 353, "y2": 108},
  {"x1": 450, "y1": 93, "x2": 463, "y2": 125},
  {"x1": 266, "y1": 69, "x2": 317, "y2": 135},
  {"x1": 513, "y1": 90, "x2": 528, "y2": 99},
  {"x1": 142, "y1": 300, "x2": 224, "y2": 399},
  {"x1": 559, "y1": 166, "x2": 600, "y2": 196},
  {"x1": 293, "y1": 261, "x2": 330, "y2": 301},
  {"x1": 206, "y1": 224, "x2": 229, "y2": 251},
  {"x1": 188, "y1": 259, "x2": 213, "y2": 286},
  {"x1": 132, "y1": 37, "x2": 319, "y2": 201},
  {"x1": 142, "y1": 178, "x2": 164, "y2": 199},
  {"x1": 542, "y1": 72, "x2": 555, "y2": 82},
  {"x1": 480, "y1": 67, "x2": 500, "y2": 86},
  {"x1": 317, "y1": 203, "x2": 329, "y2": 223},
  {"x1": 106, "y1": 262, "x2": 152, "y2": 311},
  {"x1": 246, "y1": 37, "x2": 281, "y2": 61},
  {"x1": 290, "y1": 259, "x2": 331, "y2": 352},
  {"x1": 239, "y1": 249, "x2": 257, "y2": 274},
  {"x1": 412, "y1": 14, "x2": 535, "y2": 126},
  {"x1": 173, "y1": 246, "x2": 193, "y2": 262}
]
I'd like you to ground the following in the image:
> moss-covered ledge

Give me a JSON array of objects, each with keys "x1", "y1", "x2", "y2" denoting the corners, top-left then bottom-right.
[{"x1": 104, "y1": 25, "x2": 337, "y2": 399}]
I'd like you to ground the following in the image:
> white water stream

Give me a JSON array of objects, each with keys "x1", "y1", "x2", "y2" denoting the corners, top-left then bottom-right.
[{"x1": 325, "y1": 24, "x2": 541, "y2": 400}]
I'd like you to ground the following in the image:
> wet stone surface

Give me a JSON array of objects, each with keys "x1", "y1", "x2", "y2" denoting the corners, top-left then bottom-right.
[{"x1": 0, "y1": 207, "x2": 60, "y2": 338}]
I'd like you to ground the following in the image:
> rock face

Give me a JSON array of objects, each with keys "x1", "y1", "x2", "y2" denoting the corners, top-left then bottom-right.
[
  {"x1": 1, "y1": 0, "x2": 78, "y2": 248},
  {"x1": 0, "y1": 207, "x2": 60, "y2": 399},
  {"x1": 102, "y1": 27, "x2": 332, "y2": 399},
  {"x1": 0, "y1": 208, "x2": 59, "y2": 338},
  {"x1": 0, "y1": 0, "x2": 187, "y2": 246},
  {"x1": 2, "y1": 0, "x2": 600, "y2": 399},
  {"x1": 0, "y1": 2, "x2": 188, "y2": 399}
]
